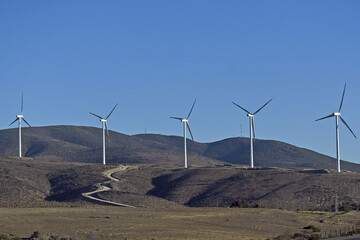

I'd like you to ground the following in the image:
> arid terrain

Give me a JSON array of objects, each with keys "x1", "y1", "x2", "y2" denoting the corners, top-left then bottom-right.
[
  {"x1": 1, "y1": 207, "x2": 360, "y2": 239},
  {"x1": 1, "y1": 126, "x2": 360, "y2": 171},
  {"x1": 1, "y1": 155, "x2": 360, "y2": 239}
]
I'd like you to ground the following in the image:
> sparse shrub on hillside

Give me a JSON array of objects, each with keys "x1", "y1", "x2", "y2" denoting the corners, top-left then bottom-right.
[
  {"x1": 0, "y1": 232, "x2": 75, "y2": 240},
  {"x1": 272, "y1": 234, "x2": 293, "y2": 240},
  {"x1": 303, "y1": 225, "x2": 320, "y2": 232},
  {"x1": 281, "y1": 231, "x2": 321, "y2": 240},
  {"x1": 230, "y1": 199, "x2": 260, "y2": 208},
  {"x1": 308, "y1": 234, "x2": 321, "y2": 240},
  {"x1": 291, "y1": 232, "x2": 311, "y2": 239},
  {"x1": 331, "y1": 201, "x2": 360, "y2": 212},
  {"x1": 0, "y1": 233, "x2": 21, "y2": 240}
]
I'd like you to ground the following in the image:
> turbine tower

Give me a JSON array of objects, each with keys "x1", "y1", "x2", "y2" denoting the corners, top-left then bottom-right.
[
  {"x1": 90, "y1": 103, "x2": 118, "y2": 165},
  {"x1": 9, "y1": 93, "x2": 31, "y2": 158},
  {"x1": 232, "y1": 99, "x2": 272, "y2": 168},
  {"x1": 315, "y1": 84, "x2": 357, "y2": 173},
  {"x1": 170, "y1": 99, "x2": 196, "y2": 169}
]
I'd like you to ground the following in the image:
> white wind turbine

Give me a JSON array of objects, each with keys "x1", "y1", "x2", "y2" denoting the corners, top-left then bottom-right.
[
  {"x1": 232, "y1": 99, "x2": 272, "y2": 168},
  {"x1": 315, "y1": 84, "x2": 357, "y2": 173},
  {"x1": 90, "y1": 103, "x2": 118, "y2": 165},
  {"x1": 170, "y1": 99, "x2": 196, "y2": 169},
  {"x1": 9, "y1": 93, "x2": 31, "y2": 158}
]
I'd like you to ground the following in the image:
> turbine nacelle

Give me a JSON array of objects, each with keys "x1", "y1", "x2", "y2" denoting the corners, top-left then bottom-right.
[
  {"x1": 247, "y1": 114, "x2": 254, "y2": 117},
  {"x1": 181, "y1": 119, "x2": 188, "y2": 123},
  {"x1": 334, "y1": 112, "x2": 340, "y2": 116},
  {"x1": 100, "y1": 119, "x2": 107, "y2": 122},
  {"x1": 16, "y1": 115, "x2": 23, "y2": 118}
]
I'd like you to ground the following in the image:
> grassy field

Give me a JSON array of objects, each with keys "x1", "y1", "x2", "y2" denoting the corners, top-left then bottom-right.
[{"x1": 1, "y1": 207, "x2": 360, "y2": 240}]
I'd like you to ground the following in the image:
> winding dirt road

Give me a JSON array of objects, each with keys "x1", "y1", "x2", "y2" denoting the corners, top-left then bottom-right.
[{"x1": 81, "y1": 165, "x2": 136, "y2": 208}]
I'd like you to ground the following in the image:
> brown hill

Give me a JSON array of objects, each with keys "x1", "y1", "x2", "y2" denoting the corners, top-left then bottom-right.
[
  {"x1": 0, "y1": 156, "x2": 107, "y2": 207},
  {"x1": 109, "y1": 165, "x2": 360, "y2": 211},
  {"x1": 0, "y1": 126, "x2": 217, "y2": 166},
  {"x1": 1, "y1": 154, "x2": 360, "y2": 212},
  {"x1": 135, "y1": 134, "x2": 360, "y2": 172},
  {"x1": 1, "y1": 125, "x2": 359, "y2": 171}
]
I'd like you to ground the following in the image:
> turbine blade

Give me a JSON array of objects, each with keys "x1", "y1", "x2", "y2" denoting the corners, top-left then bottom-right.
[
  {"x1": 186, "y1": 122, "x2": 194, "y2": 141},
  {"x1": 22, "y1": 118, "x2": 31, "y2": 128},
  {"x1": 339, "y1": 115, "x2": 357, "y2": 139},
  {"x1": 339, "y1": 83, "x2": 346, "y2": 112},
  {"x1": 252, "y1": 117, "x2": 255, "y2": 140},
  {"x1": 232, "y1": 102, "x2": 250, "y2": 114},
  {"x1": 186, "y1": 99, "x2": 197, "y2": 119},
  {"x1": 21, "y1": 92, "x2": 24, "y2": 115},
  {"x1": 89, "y1": 112, "x2": 103, "y2": 119},
  {"x1": 315, "y1": 114, "x2": 334, "y2": 121},
  {"x1": 9, "y1": 118, "x2": 19, "y2": 126},
  {"x1": 170, "y1": 117, "x2": 183, "y2": 121},
  {"x1": 254, "y1": 99, "x2": 273, "y2": 115},
  {"x1": 105, "y1": 122, "x2": 109, "y2": 136},
  {"x1": 106, "y1": 103, "x2": 118, "y2": 119}
]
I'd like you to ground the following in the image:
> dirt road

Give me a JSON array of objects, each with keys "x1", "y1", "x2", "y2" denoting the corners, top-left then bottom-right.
[{"x1": 81, "y1": 165, "x2": 135, "y2": 208}]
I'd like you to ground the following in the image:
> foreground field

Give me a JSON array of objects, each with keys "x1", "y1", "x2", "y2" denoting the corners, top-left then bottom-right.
[{"x1": 1, "y1": 207, "x2": 360, "y2": 239}]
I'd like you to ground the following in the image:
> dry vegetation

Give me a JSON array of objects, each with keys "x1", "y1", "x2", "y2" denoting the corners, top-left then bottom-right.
[
  {"x1": 2, "y1": 126, "x2": 360, "y2": 172},
  {"x1": 2, "y1": 156, "x2": 360, "y2": 239},
  {"x1": 0, "y1": 156, "x2": 108, "y2": 207},
  {"x1": 1, "y1": 207, "x2": 360, "y2": 240},
  {"x1": 108, "y1": 165, "x2": 360, "y2": 211}
]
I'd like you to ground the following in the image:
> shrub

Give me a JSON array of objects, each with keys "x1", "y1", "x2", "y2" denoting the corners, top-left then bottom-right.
[
  {"x1": 308, "y1": 234, "x2": 321, "y2": 240},
  {"x1": 0, "y1": 233, "x2": 21, "y2": 240},
  {"x1": 230, "y1": 199, "x2": 260, "y2": 208},
  {"x1": 304, "y1": 225, "x2": 320, "y2": 232}
]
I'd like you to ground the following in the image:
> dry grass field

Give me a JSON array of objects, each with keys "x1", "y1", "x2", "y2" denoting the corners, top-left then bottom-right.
[
  {"x1": 1, "y1": 207, "x2": 360, "y2": 240},
  {"x1": 1, "y1": 156, "x2": 360, "y2": 239}
]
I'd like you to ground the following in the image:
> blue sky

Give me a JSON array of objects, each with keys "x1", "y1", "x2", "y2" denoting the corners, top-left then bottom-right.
[{"x1": 1, "y1": 1, "x2": 360, "y2": 163}]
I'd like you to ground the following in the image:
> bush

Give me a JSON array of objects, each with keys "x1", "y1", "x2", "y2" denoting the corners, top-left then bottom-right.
[
  {"x1": 292, "y1": 232, "x2": 310, "y2": 239},
  {"x1": 230, "y1": 199, "x2": 260, "y2": 208},
  {"x1": 308, "y1": 234, "x2": 321, "y2": 240},
  {"x1": 304, "y1": 225, "x2": 320, "y2": 232},
  {"x1": 0, "y1": 233, "x2": 21, "y2": 240},
  {"x1": 0, "y1": 232, "x2": 75, "y2": 240}
]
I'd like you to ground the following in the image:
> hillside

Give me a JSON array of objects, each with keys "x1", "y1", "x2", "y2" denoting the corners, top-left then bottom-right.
[
  {"x1": 0, "y1": 126, "x2": 217, "y2": 166},
  {"x1": 1, "y1": 155, "x2": 360, "y2": 212},
  {"x1": 0, "y1": 156, "x2": 107, "y2": 207},
  {"x1": 108, "y1": 165, "x2": 360, "y2": 211},
  {"x1": 135, "y1": 134, "x2": 360, "y2": 172},
  {"x1": 0, "y1": 125, "x2": 359, "y2": 172}
]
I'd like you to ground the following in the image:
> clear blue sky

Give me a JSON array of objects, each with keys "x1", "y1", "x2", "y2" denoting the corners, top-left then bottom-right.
[{"x1": 1, "y1": 1, "x2": 360, "y2": 163}]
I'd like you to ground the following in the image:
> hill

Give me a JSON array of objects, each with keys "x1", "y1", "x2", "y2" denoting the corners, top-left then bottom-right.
[
  {"x1": 0, "y1": 125, "x2": 359, "y2": 172},
  {"x1": 0, "y1": 126, "x2": 217, "y2": 166},
  {"x1": 108, "y1": 165, "x2": 360, "y2": 211},
  {"x1": 0, "y1": 156, "x2": 108, "y2": 207},
  {"x1": 1, "y1": 155, "x2": 360, "y2": 212},
  {"x1": 135, "y1": 133, "x2": 360, "y2": 172}
]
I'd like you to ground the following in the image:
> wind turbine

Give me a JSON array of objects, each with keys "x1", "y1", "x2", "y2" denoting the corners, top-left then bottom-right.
[
  {"x1": 90, "y1": 103, "x2": 118, "y2": 165},
  {"x1": 232, "y1": 99, "x2": 272, "y2": 168},
  {"x1": 170, "y1": 99, "x2": 196, "y2": 169},
  {"x1": 9, "y1": 93, "x2": 31, "y2": 158},
  {"x1": 315, "y1": 84, "x2": 357, "y2": 173}
]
